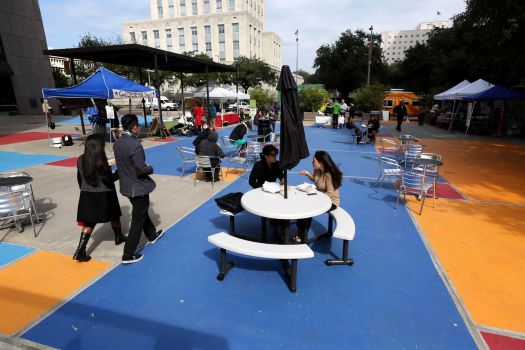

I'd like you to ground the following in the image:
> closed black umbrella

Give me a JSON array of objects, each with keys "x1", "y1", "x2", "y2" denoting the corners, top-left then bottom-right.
[{"x1": 277, "y1": 65, "x2": 309, "y2": 198}]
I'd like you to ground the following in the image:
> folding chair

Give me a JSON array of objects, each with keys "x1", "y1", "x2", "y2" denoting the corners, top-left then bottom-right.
[
  {"x1": 194, "y1": 156, "x2": 222, "y2": 188},
  {"x1": 395, "y1": 171, "x2": 433, "y2": 215},
  {"x1": 176, "y1": 146, "x2": 196, "y2": 177},
  {"x1": 375, "y1": 156, "x2": 402, "y2": 187},
  {"x1": 0, "y1": 191, "x2": 38, "y2": 237}
]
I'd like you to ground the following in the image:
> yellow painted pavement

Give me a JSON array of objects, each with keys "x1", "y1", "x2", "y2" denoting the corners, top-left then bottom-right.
[{"x1": 0, "y1": 250, "x2": 111, "y2": 335}]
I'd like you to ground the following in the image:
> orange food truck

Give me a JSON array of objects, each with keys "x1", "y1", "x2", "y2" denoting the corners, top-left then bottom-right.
[{"x1": 382, "y1": 90, "x2": 422, "y2": 118}]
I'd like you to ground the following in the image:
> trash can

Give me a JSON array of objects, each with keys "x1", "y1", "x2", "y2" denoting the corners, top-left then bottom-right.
[
  {"x1": 382, "y1": 110, "x2": 389, "y2": 121},
  {"x1": 257, "y1": 119, "x2": 272, "y2": 141}
]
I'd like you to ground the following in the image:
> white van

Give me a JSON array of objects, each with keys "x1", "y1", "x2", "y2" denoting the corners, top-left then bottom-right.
[{"x1": 145, "y1": 96, "x2": 177, "y2": 111}]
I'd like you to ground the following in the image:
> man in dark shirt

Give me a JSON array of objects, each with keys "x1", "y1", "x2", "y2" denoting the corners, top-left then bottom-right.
[
  {"x1": 114, "y1": 114, "x2": 163, "y2": 264},
  {"x1": 393, "y1": 101, "x2": 408, "y2": 132},
  {"x1": 248, "y1": 144, "x2": 286, "y2": 242},
  {"x1": 366, "y1": 115, "x2": 380, "y2": 143},
  {"x1": 249, "y1": 144, "x2": 283, "y2": 188}
]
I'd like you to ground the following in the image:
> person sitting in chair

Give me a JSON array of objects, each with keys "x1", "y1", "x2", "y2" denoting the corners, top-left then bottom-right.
[
  {"x1": 346, "y1": 116, "x2": 363, "y2": 143},
  {"x1": 198, "y1": 130, "x2": 225, "y2": 182},
  {"x1": 248, "y1": 144, "x2": 286, "y2": 242},
  {"x1": 367, "y1": 114, "x2": 380, "y2": 143},
  {"x1": 229, "y1": 120, "x2": 252, "y2": 147}
]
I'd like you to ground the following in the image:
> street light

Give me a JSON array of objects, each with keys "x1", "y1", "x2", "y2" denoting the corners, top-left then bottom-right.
[{"x1": 367, "y1": 25, "x2": 373, "y2": 86}]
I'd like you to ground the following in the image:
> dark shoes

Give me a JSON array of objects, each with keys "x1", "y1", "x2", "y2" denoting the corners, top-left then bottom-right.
[
  {"x1": 73, "y1": 232, "x2": 91, "y2": 262},
  {"x1": 122, "y1": 253, "x2": 143, "y2": 264},
  {"x1": 148, "y1": 230, "x2": 164, "y2": 244},
  {"x1": 113, "y1": 226, "x2": 127, "y2": 245}
]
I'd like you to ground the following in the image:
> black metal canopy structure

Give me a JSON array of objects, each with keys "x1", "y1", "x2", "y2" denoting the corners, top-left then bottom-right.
[
  {"x1": 43, "y1": 44, "x2": 236, "y2": 73},
  {"x1": 43, "y1": 44, "x2": 237, "y2": 137}
]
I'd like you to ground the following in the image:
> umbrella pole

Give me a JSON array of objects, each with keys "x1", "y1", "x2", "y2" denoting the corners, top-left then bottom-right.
[
  {"x1": 497, "y1": 101, "x2": 505, "y2": 137},
  {"x1": 284, "y1": 169, "x2": 288, "y2": 199},
  {"x1": 70, "y1": 59, "x2": 86, "y2": 135}
]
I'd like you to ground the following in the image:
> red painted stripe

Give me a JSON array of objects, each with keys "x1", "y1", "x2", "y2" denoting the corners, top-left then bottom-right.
[
  {"x1": 0, "y1": 132, "x2": 67, "y2": 145},
  {"x1": 481, "y1": 331, "x2": 525, "y2": 350},
  {"x1": 46, "y1": 157, "x2": 79, "y2": 168}
]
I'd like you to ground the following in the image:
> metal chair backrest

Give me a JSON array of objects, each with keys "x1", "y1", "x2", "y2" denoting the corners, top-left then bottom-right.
[
  {"x1": 401, "y1": 171, "x2": 426, "y2": 193},
  {"x1": 377, "y1": 156, "x2": 402, "y2": 171},
  {"x1": 177, "y1": 146, "x2": 195, "y2": 162},
  {"x1": 195, "y1": 156, "x2": 213, "y2": 169},
  {"x1": 246, "y1": 142, "x2": 263, "y2": 162},
  {"x1": 0, "y1": 191, "x2": 27, "y2": 214},
  {"x1": 220, "y1": 136, "x2": 237, "y2": 151},
  {"x1": 405, "y1": 144, "x2": 423, "y2": 165}
]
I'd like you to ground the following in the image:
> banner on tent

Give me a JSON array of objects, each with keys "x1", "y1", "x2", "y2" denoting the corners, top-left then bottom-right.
[{"x1": 112, "y1": 89, "x2": 155, "y2": 99}]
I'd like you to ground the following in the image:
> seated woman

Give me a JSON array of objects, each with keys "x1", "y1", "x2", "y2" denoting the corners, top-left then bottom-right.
[
  {"x1": 345, "y1": 116, "x2": 363, "y2": 143},
  {"x1": 248, "y1": 144, "x2": 286, "y2": 241},
  {"x1": 198, "y1": 130, "x2": 225, "y2": 181},
  {"x1": 296, "y1": 150, "x2": 342, "y2": 243},
  {"x1": 229, "y1": 120, "x2": 252, "y2": 147},
  {"x1": 367, "y1": 114, "x2": 380, "y2": 143}
]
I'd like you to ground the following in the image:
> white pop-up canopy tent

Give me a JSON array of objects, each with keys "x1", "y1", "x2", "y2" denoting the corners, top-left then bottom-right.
[{"x1": 434, "y1": 80, "x2": 471, "y2": 100}]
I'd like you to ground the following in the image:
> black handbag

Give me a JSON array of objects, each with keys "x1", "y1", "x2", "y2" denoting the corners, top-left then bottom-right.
[{"x1": 215, "y1": 192, "x2": 244, "y2": 214}]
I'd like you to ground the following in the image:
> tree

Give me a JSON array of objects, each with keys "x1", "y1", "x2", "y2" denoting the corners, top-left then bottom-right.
[
  {"x1": 298, "y1": 87, "x2": 328, "y2": 112},
  {"x1": 233, "y1": 56, "x2": 277, "y2": 92},
  {"x1": 352, "y1": 83, "x2": 386, "y2": 113},
  {"x1": 249, "y1": 88, "x2": 273, "y2": 110},
  {"x1": 294, "y1": 69, "x2": 313, "y2": 83},
  {"x1": 312, "y1": 29, "x2": 388, "y2": 97},
  {"x1": 52, "y1": 68, "x2": 71, "y2": 88}
]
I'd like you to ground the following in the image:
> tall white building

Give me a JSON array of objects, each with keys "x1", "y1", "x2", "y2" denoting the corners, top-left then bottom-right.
[
  {"x1": 122, "y1": 0, "x2": 281, "y2": 69},
  {"x1": 381, "y1": 21, "x2": 449, "y2": 65}
]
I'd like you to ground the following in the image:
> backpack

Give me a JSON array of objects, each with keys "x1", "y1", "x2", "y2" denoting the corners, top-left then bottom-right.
[
  {"x1": 61, "y1": 135, "x2": 74, "y2": 146},
  {"x1": 215, "y1": 192, "x2": 244, "y2": 214}
]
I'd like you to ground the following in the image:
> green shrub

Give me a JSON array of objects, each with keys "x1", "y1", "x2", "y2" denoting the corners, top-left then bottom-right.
[{"x1": 298, "y1": 87, "x2": 329, "y2": 112}]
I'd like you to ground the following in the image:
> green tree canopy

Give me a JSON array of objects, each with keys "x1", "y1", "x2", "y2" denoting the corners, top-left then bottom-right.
[
  {"x1": 312, "y1": 29, "x2": 387, "y2": 97},
  {"x1": 233, "y1": 56, "x2": 277, "y2": 92},
  {"x1": 298, "y1": 87, "x2": 328, "y2": 112},
  {"x1": 392, "y1": 0, "x2": 525, "y2": 93},
  {"x1": 352, "y1": 83, "x2": 386, "y2": 113}
]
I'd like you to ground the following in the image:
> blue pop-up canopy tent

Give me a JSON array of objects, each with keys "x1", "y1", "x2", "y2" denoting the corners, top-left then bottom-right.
[
  {"x1": 42, "y1": 67, "x2": 155, "y2": 100},
  {"x1": 464, "y1": 85, "x2": 525, "y2": 101}
]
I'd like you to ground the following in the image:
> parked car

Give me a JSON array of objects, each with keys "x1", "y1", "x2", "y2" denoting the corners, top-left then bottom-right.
[
  {"x1": 228, "y1": 101, "x2": 250, "y2": 110},
  {"x1": 145, "y1": 96, "x2": 178, "y2": 111}
]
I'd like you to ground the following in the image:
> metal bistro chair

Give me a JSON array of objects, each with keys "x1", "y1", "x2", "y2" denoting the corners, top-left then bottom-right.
[
  {"x1": 347, "y1": 129, "x2": 357, "y2": 144},
  {"x1": 375, "y1": 156, "x2": 403, "y2": 187},
  {"x1": 395, "y1": 171, "x2": 433, "y2": 215},
  {"x1": 0, "y1": 171, "x2": 40, "y2": 223},
  {"x1": 176, "y1": 146, "x2": 196, "y2": 177},
  {"x1": 220, "y1": 135, "x2": 240, "y2": 155},
  {"x1": 380, "y1": 138, "x2": 401, "y2": 159},
  {"x1": 194, "y1": 156, "x2": 222, "y2": 188},
  {"x1": 402, "y1": 144, "x2": 423, "y2": 168},
  {"x1": 0, "y1": 190, "x2": 38, "y2": 236},
  {"x1": 412, "y1": 153, "x2": 443, "y2": 206},
  {"x1": 226, "y1": 141, "x2": 263, "y2": 176}
]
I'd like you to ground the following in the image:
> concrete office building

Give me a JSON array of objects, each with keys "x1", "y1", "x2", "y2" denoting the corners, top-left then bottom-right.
[
  {"x1": 381, "y1": 21, "x2": 449, "y2": 65},
  {"x1": 0, "y1": 0, "x2": 55, "y2": 115},
  {"x1": 122, "y1": 0, "x2": 281, "y2": 69}
]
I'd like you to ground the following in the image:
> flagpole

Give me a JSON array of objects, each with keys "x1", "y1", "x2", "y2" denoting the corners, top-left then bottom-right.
[{"x1": 295, "y1": 29, "x2": 299, "y2": 81}]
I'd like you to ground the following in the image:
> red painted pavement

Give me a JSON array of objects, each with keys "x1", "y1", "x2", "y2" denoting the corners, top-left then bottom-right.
[
  {"x1": 0, "y1": 132, "x2": 67, "y2": 145},
  {"x1": 481, "y1": 331, "x2": 525, "y2": 350},
  {"x1": 46, "y1": 157, "x2": 79, "y2": 168}
]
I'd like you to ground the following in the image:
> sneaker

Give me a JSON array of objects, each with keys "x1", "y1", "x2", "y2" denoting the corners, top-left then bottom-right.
[
  {"x1": 122, "y1": 253, "x2": 143, "y2": 264},
  {"x1": 148, "y1": 230, "x2": 164, "y2": 244}
]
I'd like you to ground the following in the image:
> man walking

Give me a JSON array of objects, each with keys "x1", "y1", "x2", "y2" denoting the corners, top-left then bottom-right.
[
  {"x1": 393, "y1": 101, "x2": 408, "y2": 132},
  {"x1": 114, "y1": 114, "x2": 163, "y2": 264}
]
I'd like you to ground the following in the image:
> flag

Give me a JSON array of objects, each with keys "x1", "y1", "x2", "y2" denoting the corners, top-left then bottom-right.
[
  {"x1": 437, "y1": 11, "x2": 441, "y2": 15},
  {"x1": 294, "y1": 29, "x2": 298, "y2": 36}
]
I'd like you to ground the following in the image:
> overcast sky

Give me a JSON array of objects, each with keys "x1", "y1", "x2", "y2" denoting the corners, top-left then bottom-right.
[{"x1": 41, "y1": 0, "x2": 467, "y2": 73}]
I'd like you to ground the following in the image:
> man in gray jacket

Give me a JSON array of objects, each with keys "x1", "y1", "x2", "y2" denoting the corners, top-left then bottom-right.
[{"x1": 114, "y1": 114, "x2": 163, "y2": 264}]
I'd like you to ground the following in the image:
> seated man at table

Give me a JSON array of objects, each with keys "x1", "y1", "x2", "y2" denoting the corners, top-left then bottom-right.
[
  {"x1": 248, "y1": 144, "x2": 286, "y2": 242},
  {"x1": 228, "y1": 120, "x2": 252, "y2": 147},
  {"x1": 345, "y1": 116, "x2": 363, "y2": 143},
  {"x1": 192, "y1": 124, "x2": 210, "y2": 154},
  {"x1": 366, "y1": 114, "x2": 380, "y2": 143}
]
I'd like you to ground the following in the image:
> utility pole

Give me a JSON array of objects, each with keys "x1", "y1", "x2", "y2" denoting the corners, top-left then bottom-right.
[
  {"x1": 295, "y1": 29, "x2": 299, "y2": 81},
  {"x1": 367, "y1": 25, "x2": 373, "y2": 86}
]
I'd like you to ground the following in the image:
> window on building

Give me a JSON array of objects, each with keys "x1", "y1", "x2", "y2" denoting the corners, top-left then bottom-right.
[
  {"x1": 129, "y1": 32, "x2": 136, "y2": 44},
  {"x1": 178, "y1": 28, "x2": 185, "y2": 52},
  {"x1": 216, "y1": 0, "x2": 222, "y2": 13},
  {"x1": 157, "y1": 0, "x2": 163, "y2": 18},
  {"x1": 232, "y1": 23, "x2": 239, "y2": 58},
  {"x1": 205, "y1": 42, "x2": 212, "y2": 56},
  {"x1": 166, "y1": 29, "x2": 172, "y2": 51},
  {"x1": 192, "y1": 0, "x2": 198, "y2": 15},
  {"x1": 168, "y1": 0, "x2": 174, "y2": 17},
  {"x1": 229, "y1": 0, "x2": 235, "y2": 11},
  {"x1": 218, "y1": 24, "x2": 225, "y2": 60},
  {"x1": 180, "y1": 0, "x2": 186, "y2": 16},
  {"x1": 153, "y1": 30, "x2": 160, "y2": 48},
  {"x1": 204, "y1": 25, "x2": 212, "y2": 56},
  {"x1": 192, "y1": 43, "x2": 198, "y2": 53},
  {"x1": 141, "y1": 31, "x2": 148, "y2": 46},
  {"x1": 191, "y1": 26, "x2": 198, "y2": 43},
  {"x1": 204, "y1": 0, "x2": 210, "y2": 13}
]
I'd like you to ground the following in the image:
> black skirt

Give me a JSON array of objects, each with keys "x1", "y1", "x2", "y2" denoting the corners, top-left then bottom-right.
[{"x1": 77, "y1": 190, "x2": 122, "y2": 224}]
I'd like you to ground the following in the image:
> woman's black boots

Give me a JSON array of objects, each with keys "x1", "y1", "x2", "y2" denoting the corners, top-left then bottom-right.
[
  {"x1": 73, "y1": 232, "x2": 91, "y2": 262},
  {"x1": 113, "y1": 226, "x2": 127, "y2": 245}
]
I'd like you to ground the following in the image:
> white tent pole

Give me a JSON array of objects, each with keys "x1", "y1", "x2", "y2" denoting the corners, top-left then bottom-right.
[{"x1": 448, "y1": 100, "x2": 458, "y2": 132}]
